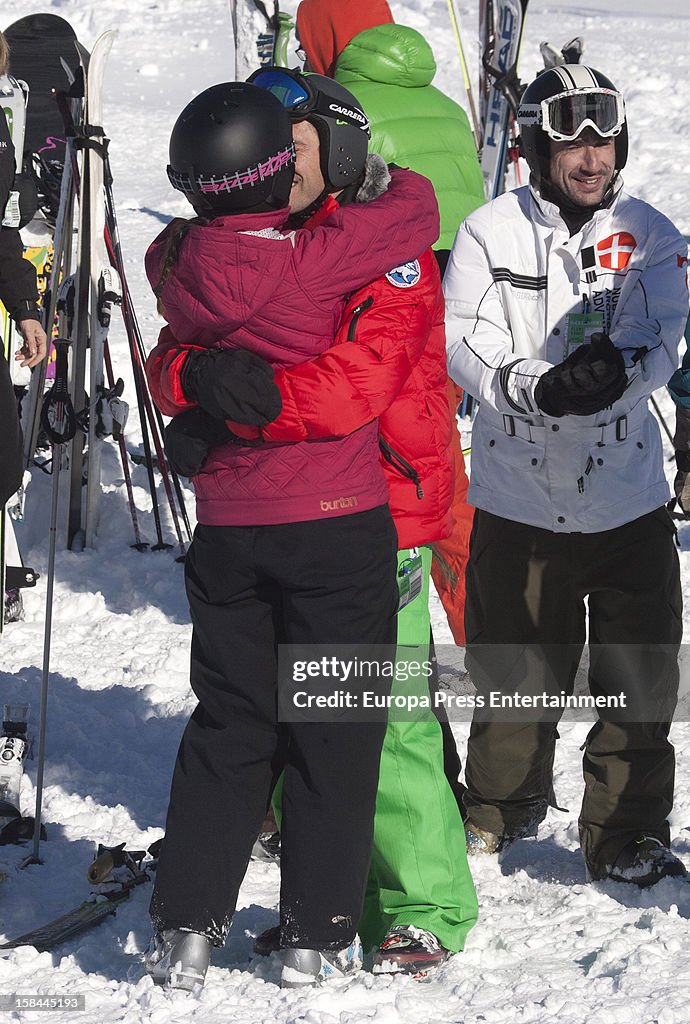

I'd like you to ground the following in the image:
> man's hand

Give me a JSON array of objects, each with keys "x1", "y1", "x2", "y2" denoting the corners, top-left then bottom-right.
[
  {"x1": 535, "y1": 332, "x2": 627, "y2": 417},
  {"x1": 164, "y1": 407, "x2": 261, "y2": 478},
  {"x1": 181, "y1": 348, "x2": 282, "y2": 424},
  {"x1": 15, "y1": 318, "x2": 47, "y2": 368}
]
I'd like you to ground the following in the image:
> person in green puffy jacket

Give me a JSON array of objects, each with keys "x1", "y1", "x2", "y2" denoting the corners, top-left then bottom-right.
[
  {"x1": 295, "y1": 6, "x2": 484, "y2": 655},
  {"x1": 296, "y1": 8, "x2": 485, "y2": 258}
]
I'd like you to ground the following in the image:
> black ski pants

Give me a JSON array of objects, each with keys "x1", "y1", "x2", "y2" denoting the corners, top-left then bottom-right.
[
  {"x1": 463, "y1": 507, "x2": 682, "y2": 878},
  {"x1": 151, "y1": 507, "x2": 399, "y2": 950}
]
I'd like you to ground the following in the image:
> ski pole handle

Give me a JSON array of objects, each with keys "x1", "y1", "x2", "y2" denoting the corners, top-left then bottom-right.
[{"x1": 40, "y1": 340, "x2": 77, "y2": 445}]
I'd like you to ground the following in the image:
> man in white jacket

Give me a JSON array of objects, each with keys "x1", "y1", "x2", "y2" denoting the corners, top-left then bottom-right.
[{"x1": 444, "y1": 64, "x2": 689, "y2": 886}]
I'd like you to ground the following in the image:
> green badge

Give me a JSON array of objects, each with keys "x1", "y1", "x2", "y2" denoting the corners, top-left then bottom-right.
[
  {"x1": 565, "y1": 312, "x2": 605, "y2": 355},
  {"x1": 397, "y1": 553, "x2": 423, "y2": 612}
]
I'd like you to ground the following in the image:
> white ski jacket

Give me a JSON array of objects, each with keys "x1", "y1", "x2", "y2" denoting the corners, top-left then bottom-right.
[{"x1": 445, "y1": 181, "x2": 689, "y2": 533}]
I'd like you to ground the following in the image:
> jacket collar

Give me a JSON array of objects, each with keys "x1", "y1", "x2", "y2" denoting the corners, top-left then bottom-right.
[
  {"x1": 528, "y1": 176, "x2": 624, "y2": 236},
  {"x1": 303, "y1": 154, "x2": 391, "y2": 229},
  {"x1": 198, "y1": 206, "x2": 290, "y2": 233}
]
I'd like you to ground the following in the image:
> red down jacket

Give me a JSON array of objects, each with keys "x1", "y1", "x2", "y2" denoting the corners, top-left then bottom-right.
[
  {"x1": 251, "y1": 196, "x2": 457, "y2": 549},
  {"x1": 145, "y1": 168, "x2": 439, "y2": 527}
]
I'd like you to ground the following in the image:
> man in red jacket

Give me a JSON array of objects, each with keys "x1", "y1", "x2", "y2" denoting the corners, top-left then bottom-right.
[{"x1": 153, "y1": 69, "x2": 477, "y2": 977}]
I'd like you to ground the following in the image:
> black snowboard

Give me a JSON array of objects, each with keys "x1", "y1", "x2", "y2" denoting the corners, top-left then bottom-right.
[{"x1": 4, "y1": 13, "x2": 80, "y2": 162}]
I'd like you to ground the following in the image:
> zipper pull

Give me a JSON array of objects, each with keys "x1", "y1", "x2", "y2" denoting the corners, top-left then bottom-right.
[
  {"x1": 346, "y1": 296, "x2": 373, "y2": 342},
  {"x1": 578, "y1": 455, "x2": 594, "y2": 493}
]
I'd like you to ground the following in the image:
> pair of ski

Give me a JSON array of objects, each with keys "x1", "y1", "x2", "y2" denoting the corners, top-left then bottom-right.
[
  {"x1": 1, "y1": 19, "x2": 107, "y2": 557},
  {"x1": 12, "y1": 14, "x2": 190, "y2": 556},
  {"x1": 451, "y1": 2, "x2": 585, "y2": 201},
  {"x1": 0, "y1": 840, "x2": 159, "y2": 952},
  {"x1": 53, "y1": 42, "x2": 190, "y2": 556},
  {"x1": 230, "y1": 0, "x2": 297, "y2": 79},
  {"x1": 477, "y1": 0, "x2": 529, "y2": 200}
]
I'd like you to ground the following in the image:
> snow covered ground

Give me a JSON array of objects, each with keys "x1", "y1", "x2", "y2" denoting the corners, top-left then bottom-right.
[{"x1": 2, "y1": 1, "x2": 690, "y2": 1021}]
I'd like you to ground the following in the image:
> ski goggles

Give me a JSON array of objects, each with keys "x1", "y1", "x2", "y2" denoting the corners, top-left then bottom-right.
[
  {"x1": 518, "y1": 88, "x2": 625, "y2": 142},
  {"x1": 248, "y1": 66, "x2": 370, "y2": 136}
]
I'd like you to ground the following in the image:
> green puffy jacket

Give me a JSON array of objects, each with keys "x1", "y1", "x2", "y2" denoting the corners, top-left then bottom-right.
[{"x1": 335, "y1": 23, "x2": 485, "y2": 250}]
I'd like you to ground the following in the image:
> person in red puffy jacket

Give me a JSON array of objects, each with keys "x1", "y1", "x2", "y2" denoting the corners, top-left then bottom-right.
[
  {"x1": 153, "y1": 67, "x2": 477, "y2": 980},
  {"x1": 143, "y1": 79, "x2": 440, "y2": 991}
]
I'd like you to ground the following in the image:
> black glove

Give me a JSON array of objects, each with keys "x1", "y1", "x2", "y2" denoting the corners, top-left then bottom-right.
[
  {"x1": 673, "y1": 449, "x2": 690, "y2": 516},
  {"x1": 164, "y1": 408, "x2": 260, "y2": 478},
  {"x1": 181, "y1": 348, "x2": 282, "y2": 425},
  {"x1": 534, "y1": 332, "x2": 627, "y2": 417}
]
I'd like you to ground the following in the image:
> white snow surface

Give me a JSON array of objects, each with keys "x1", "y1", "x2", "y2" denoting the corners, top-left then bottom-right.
[{"x1": 2, "y1": 1, "x2": 690, "y2": 1022}]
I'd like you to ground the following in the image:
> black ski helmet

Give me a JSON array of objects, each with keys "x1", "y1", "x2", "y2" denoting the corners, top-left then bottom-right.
[
  {"x1": 300, "y1": 73, "x2": 370, "y2": 190},
  {"x1": 517, "y1": 64, "x2": 628, "y2": 186},
  {"x1": 248, "y1": 67, "x2": 370, "y2": 190},
  {"x1": 167, "y1": 82, "x2": 296, "y2": 216}
]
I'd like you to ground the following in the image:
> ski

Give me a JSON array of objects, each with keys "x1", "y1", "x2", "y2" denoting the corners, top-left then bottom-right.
[
  {"x1": 231, "y1": 0, "x2": 296, "y2": 80},
  {"x1": 446, "y1": 0, "x2": 481, "y2": 147},
  {"x1": 539, "y1": 36, "x2": 585, "y2": 69},
  {"x1": 82, "y1": 34, "x2": 115, "y2": 549},
  {"x1": 0, "y1": 841, "x2": 159, "y2": 951},
  {"x1": 55, "y1": 88, "x2": 191, "y2": 556},
  {"x1": 64, "y1": 32, "x2": 115, "y2": 551},
  {"x1": 479, "y1": 0, "x2": 529, "y2": 200}
]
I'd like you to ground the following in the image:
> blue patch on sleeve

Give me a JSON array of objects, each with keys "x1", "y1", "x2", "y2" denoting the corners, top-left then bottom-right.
[{"x1": 385, "y1": 259, "x2": 422, "y2": 289}]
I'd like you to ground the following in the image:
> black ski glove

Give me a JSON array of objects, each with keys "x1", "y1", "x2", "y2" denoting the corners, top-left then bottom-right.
[
  {"x1": 181, "y1": 348, "x2": 282, "y2": 425},
  {"x1": 164, "y1": 408, "x2": 260, "y2": 478},
  {"x1": 534, "y1": 332, "x2": 627, "y2": 418},
  {"x1": 673, "y1": 449, "x2": 690, "y2": 517}
]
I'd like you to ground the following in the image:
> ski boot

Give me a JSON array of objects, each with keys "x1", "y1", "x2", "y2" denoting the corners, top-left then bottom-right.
[
  {"x1": 464, "y1": 820, "x2": 513, "y2": 856},
  {"x1": 251, "y1": 831, "x2": 281, "y2": 862},
  {"x1": 603, "y1": 836, "x2": 687, "y2": 888},
  {"x1": 145, "y1": 929, "x2": 211, "y2": 991},
  {"x1": 281, "y1": 935, "x2": 363, "y2": 987},
  {"x1": 372, "y1": 925, "x2": 451, "y2": 977}
]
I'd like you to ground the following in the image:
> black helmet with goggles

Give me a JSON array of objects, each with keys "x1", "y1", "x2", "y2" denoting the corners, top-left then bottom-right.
[
  {"x1": 518, "y1": 64, "x2": 628, "y2": 185},
  {"x1": 248, "y1": 66, "x2": 370, "y2": 191}
]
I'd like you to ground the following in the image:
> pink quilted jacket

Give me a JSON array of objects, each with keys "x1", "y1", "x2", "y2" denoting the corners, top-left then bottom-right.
[{"x1": 146, "y1": 168, "x2": 439, "y2": 526}]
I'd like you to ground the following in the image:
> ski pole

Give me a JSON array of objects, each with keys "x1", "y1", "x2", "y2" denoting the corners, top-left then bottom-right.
[
  {"x1": 23, "y1": 341, "x2": 77, "y2": 867},
  {"x1": 446, "y1": 0, "x2": 481, "y2": 148},
  {"x1": 56, "y1": 88, "x2": 179, "y2": 553},
  {"x1": 100, "y1": 138, "x2": 192, "y2": 545},
  {"x1": 103, "y1": 339, "x2": 149, "y2": 550},
  {"x1": 651, "y1": 393, "x2": 675, "y2": 449},
  {"x1": 102, "y1": 200, "x2": 191, "y2": 551}
]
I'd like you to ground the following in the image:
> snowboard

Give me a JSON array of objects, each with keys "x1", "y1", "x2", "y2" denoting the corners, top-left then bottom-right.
[
  {"x1": 4, "y1": 13, "x2": 80, "y2": 166},
  {"x1": 0, "y1": 71, "x2": 28, "y2": 632},
  {"x1": 5, "y1": 14, "x2": 81, "y2": 470}
]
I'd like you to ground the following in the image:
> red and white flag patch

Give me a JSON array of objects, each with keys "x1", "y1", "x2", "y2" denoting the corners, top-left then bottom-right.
[{"x1": 596, "y1": 232, "x2": 637, "y2": 271}]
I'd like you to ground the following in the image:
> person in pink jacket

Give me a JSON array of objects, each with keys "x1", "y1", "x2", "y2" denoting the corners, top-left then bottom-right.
[{"x1": 143, "y1": 80, "x2": 439, "y2": 991}]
